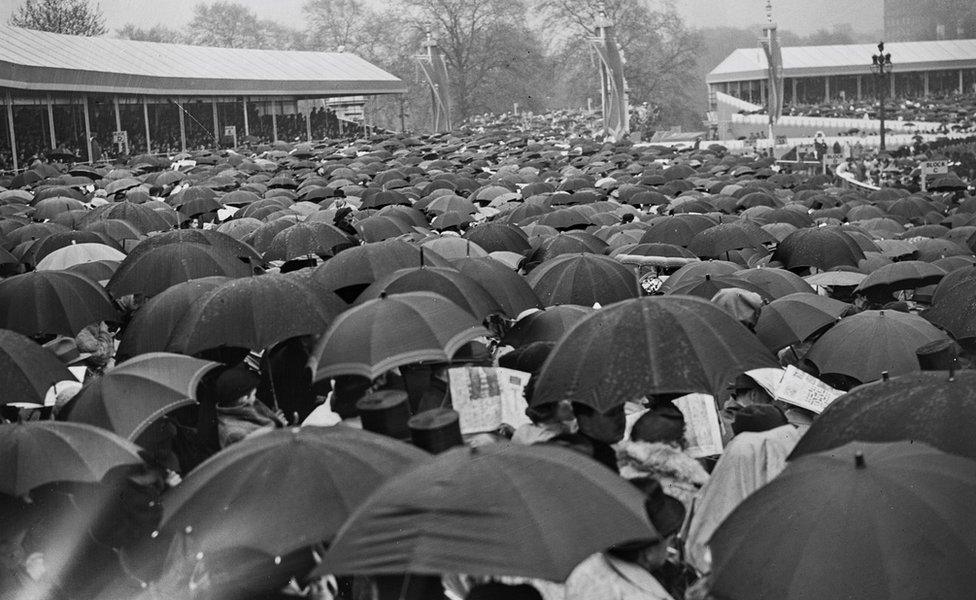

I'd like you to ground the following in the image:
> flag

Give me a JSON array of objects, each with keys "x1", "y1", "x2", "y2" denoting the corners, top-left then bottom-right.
[
  {"x1": 589, "y1": 22, "x2": 629, "y2": 141},
  {"x1": 760, "y1": 24, "x2": 784, "y2": 125},
  {"x1": 417, "y1": 38, "x2": 452, "y2": 132}
]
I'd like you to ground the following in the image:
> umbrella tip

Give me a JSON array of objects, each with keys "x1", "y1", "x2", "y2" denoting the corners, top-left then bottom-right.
[
  {"x1": 881, "y1": 371, "x2": 890, "y2": 381},
  {"x1": 854, "y1": 451, "x2": 866, "y2": 469}
]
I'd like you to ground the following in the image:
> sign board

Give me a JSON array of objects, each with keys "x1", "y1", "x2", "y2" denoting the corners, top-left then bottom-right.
[
  {"x1": 112, "y1": 130, "x2": 127, "y2": 145},
  {"x1": 824, "y1": 153, "x2": 845, "y2": 166},
  {"x1": 775, "y1": 135, "x2": 788, "y2": 145},
  {"x1": 773, "y1": 365, "x2": 844, "y2": 414},
  {"x1": 922, "y1": 160, "x2": 949, "y2": 176},
  {"x1": 672, "y1": 393, "x2": 724, "y2": 458},
  {"x1": 222, "y1": 125, "x2": 238, "y2": 148},
  {"x1": 448, "y1": 367, "x2": 532, "y2": 434}
]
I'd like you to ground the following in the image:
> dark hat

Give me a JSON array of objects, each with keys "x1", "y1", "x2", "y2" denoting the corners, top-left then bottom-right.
[
  {"x1": 409, "y1": 408, "x2": 463, "y2": 454},
  {"x1": 498, "y1": 341, "x2": 555, "y2": 375},
  {"x1": 633, "y1": 477, "x2": 686, "y2": 538},
  {"x1": 466, "y1": 582, "x2": 543, "y2": 600},
  {"x1": 630, "y1": 405, "x2": 685, "y2": 444},
  {"x1": 916, "y1": 338, "x2": 960, "y2": 371},
  {"x1": 357, "y1": 389, "x2": 411, "y2": 440},
  {"x1": 213, "y1": 365, "x2": 260, "y2": 406},
  {"x1": 731, "y1": 404, "x2": 787, "y2": 435}
]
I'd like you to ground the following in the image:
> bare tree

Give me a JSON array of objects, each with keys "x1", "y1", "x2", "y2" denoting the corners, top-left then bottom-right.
[
  {"x1": 186, "y1": 1, "x2": 304, "y2": 49},
  {"x1": 116, "y1": 23, "x2": 184, "y2": 43},
  {"x1": 9, "y1": 0, "x2": 107, "y2": 36},
  {"x1": 537, "y1": 0, "x2": 703, "y2": 131}
]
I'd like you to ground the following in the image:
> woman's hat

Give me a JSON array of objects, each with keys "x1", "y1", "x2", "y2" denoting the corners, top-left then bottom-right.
[{"x1": 731, "y1": 404, "x2": 788, "y2": 435}]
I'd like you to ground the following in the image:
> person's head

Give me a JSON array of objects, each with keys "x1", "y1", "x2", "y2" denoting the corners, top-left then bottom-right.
[
  {"x1": 630, "y1": 405, "x2": 685, "y2": 446},
  {"x1": 610, "y1": 477, "x2": 686, "y2": 570},
  {"x1": 731, "y1": 404, "x2": 788, "y2": 435},
  {"x1": 573, "y1": 402, "x2": 625, "y2": 444},
  {"x1": 524, "y1": 399, "x2": 575, "y2": 427},
  {"x1": 466, "y1": 582, "x2": 543, "y2": 600}
]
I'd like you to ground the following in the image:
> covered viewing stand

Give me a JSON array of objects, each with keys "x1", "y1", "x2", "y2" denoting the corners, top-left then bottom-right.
[{"x1": 0, "y1": 25, "x2": 407, "y2": 171}]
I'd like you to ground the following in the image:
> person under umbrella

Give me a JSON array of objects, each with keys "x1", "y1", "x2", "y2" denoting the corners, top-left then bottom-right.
[{"x1": 683, "y1": 418, "x2": 801, "y2": 574}]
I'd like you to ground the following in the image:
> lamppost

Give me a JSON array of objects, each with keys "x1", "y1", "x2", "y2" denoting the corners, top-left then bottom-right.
[{"x1": 871, "y1": 42, "x2": 893, "y2": 151}]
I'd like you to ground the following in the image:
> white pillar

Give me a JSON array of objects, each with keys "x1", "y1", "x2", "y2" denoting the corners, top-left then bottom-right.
[
  {"x1": 143, "y1": 98, "x2": 151, "y2": 153},
  {"x1": 46, "y1": 94, "x2": 56, "y2": 149},
  {"x1": 923, "y1": 72, "x2": 930, "y2": 96},
  {"x1": 856, "y1": 76, "x2": 862, "y2": 101},
  {"x1": 113, "y1": 96, "x2": 122, "y2": 134},
  {"x1": 890, "y1": 72, "x2": 896, "y2": 98},
  {"x1": 305, "y1": 103, "x2": 312, "y2": 142},
  {"x1": 212, "y1": 98, "x2": 219, "y2": 148},
  {"x1": 178, "y1": 99, "x2": 186, "y2": 152},
  {"x1": 824, "y1": 77, "x2": 830, "y2": 102},
  {"x1": 5, "y1": 92, "x2": 17, "y2": 171},
  {"x1": 82, "y1": 95, "x2": 92, "y2": 163},
  {"x1": 791, "y1": 79, "x2": 798, "y2": 105},
  {"x1": 960, "y1": 69, "x2": 965, "y2": 94},
  {"x1": 271, "y1": 100, "x2": 278, "y2": 142},
  {"x1": 242, "y1": 97, "x2": 250, "y2": 136}
]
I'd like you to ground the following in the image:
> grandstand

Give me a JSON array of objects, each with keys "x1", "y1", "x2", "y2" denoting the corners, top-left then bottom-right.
[
  {"x1": 0, "y1": 25, "x2": 407, "y2": 170},
  {"x1": 707, "y1": 38, "x2": 976, "y2": 142}
]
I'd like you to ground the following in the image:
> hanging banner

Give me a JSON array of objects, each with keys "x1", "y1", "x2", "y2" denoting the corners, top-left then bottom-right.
[
  {"x1": 589, "y1": 22, "x2": 629, "y2": 141},
  {"x1": 760, "y1": 24, "x2": 784, "y2": 125},
  {"x1": 417, "y1": 37, "x2": 453, "y2": 132}
]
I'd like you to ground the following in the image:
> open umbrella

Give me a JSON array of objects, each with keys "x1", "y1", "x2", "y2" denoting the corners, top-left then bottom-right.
[
  {"x1": 0, "y1": 270, "x2": 118, "y2": 337},
  {"x1": 733, "y1": 267, "x2": 815, "y2": 298},
  {"x1": 526, "y1": 254, "x2": 640, "y2": 307},
  {"x1": 754, "y1": 292, "x2": 849, "y2": 352},
  {"x1": 806, "y1": 310, "x2": 950, "y2": 383},
  {"x1": 854, "y1": 260, "x2": 946, "y2": 299},
  {"x1": 502, "y1": 305, "x2": 594, "y2": 346},
  {"x1": 262, "y1": 222, "x2": 352, "y2": 261},
  {"x1": 709, "y1": 441, "x2": 976, "y2": 600},
  {"x1": 773, "y1": 227, "x2": 865, "y2": 269},
  {"x1": 64, "y1": 353, "x2": 219, "y2": 440},
  {"x1": 451, "y1": 257, "x2": 542, "y2": 317},
  {"x1": 314, "y1": 443, "x2": 655, "y2": 582},
  {"x1": 531, "y1": 296, "x2": 778, "y2": 410},
  {"x1": 662, "y1": 273, "x2": 772, "y2": 302},
  {"x1": 922, "y1": 267, "x2": 976, "y2": 340},
  {"x1": 310, "y1": 239, "x2": 452, "y2": 303},
  {"x1": 0, "y1": 421, "x2": 143, "y2": 496},
  {"x1": 116, "y1": 277, "x2": 230, "y2": 360},
  {"x1": 34, "y1": 242, "x2": 126, "y2": 271},
  {"x1": 107, "y1": 242, "x2": 254, "y2": 299},
  {"x1": 309, "y1": 292, "x2": 490, "y2": 381},
  {"x1": 167, "y1": 274, "x2": 346, "y2": 355},
  {"x1": 356, "y1": 266, "x2": 502, "y2": 320},
  {"x1": 159, "y1": 426, "x2": 427, "y2": 557},
  {"x1": 462, "y1": 223, "x2": 531, "y2": 253},
  {"x1": 789, "y1": 370, "x2": 976, "y2": 461},
  {"x1": 687, "y1": 221, "x2": 776, "y2": 258},
  {"x1": 0, "y1": 329, "x2": 73, "y2": 406}
]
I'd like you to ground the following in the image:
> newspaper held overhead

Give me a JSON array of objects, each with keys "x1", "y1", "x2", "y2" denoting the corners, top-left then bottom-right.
[
  {"x1": 673, "y1": 393, "x2": 725, "y2": 459},
  {"x1": 448, "y1": 367, "x2": 533, "y2": 434},
  {"x1": 772, "y1": 365, "x2": 844, "y2": 414}
]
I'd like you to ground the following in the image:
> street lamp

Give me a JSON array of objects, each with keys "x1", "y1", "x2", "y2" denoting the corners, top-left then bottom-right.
[{"x1": 871, "y1": 42, "x2": 893, "y2": 151}]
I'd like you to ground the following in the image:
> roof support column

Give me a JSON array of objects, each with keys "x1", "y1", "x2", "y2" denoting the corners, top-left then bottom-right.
[
  {"x1": 113, "y1": 96, "x2": 122, "y2": 135},
  {"x1": 923, "y1": 72, "x2": 930, "y2": 96},
  {"x1": 46, "y1": 94, "x2": 56, "y2": 149},
  {"x1": 791, "y1": 79, "x2": 797, "y2": 105},
  {"x1": 212, "y1": 98, "x2": 219, "y2": 149},
  {"x1": 271, "y1": 100, "x2": 278, "y2": 142},
  {"x1": 824, "y1": 76, "x2": 830, "y2": 102},
  {"x1": 760, "y1": 79, "x2": 766, "y2": 107},
  {"x1": 242, "y1": 97, "x2": 250, "y2": 137},
  {"x1": 960, "y1": 69, "x2": 965, "y2": 94},
  {"x1": 82, "y1": 95, "x2": 92, "y2": 163},
  {"x1": 143, "y1": 98, "x2": 151, "y2": 153},
  {"x1": 890, "y1": 72, "x2": 895, "y2": 98},
  {"x1": 5, "y1": 92, "x2": 17, "y2": 172},
  {"x1": 856, "y1": 76, "x2": 862, "y2": 101},
  {"x1": 305, "y1": 103, "x2": 312, "y2": 142},
  {"x1": 178, "y1": 99, "x2": 186, "y2": 152}
]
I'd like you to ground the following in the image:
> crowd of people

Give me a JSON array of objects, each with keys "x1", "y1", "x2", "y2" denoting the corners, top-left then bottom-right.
[
  {"x1": 738, "y1": 91, "x2": 976, "y2": 134},
  {"x1": 0, "y1": 111, "x2": 975, "y2": 600}
]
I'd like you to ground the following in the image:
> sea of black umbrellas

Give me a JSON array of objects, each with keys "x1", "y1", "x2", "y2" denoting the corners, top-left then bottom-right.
[{"x1": 1, "y1": 117, "x2": 976, "y2": 600}]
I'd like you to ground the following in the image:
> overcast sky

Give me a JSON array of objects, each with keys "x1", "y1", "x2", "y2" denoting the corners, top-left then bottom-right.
[{"x1": 0, "y1": 0, "x2": 883, "y2": 37}]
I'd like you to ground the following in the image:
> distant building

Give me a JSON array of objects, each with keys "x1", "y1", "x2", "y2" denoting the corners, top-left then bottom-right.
[{"x1": 884, "y1": 0, "x2": 976, "y2": 42}]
